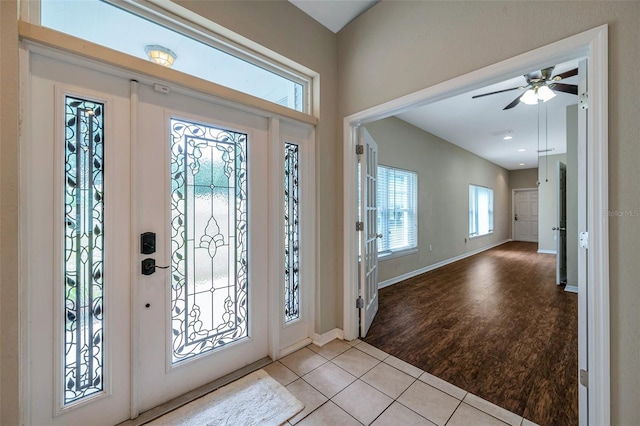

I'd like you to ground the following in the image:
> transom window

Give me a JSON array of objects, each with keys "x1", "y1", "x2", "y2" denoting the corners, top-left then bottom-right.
[
  {"x1": 377, "y1": 166, "x2": 417, "y2": 256},
  {"x1": 469, "y1": 184, "x2": 494, "y2": 238},
  {"x1": 39, "y1": 0, "x2": 309, "y2": 113}
]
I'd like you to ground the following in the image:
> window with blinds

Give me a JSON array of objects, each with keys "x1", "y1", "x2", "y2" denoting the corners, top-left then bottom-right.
[
  {"x1": 377, "y1": 166, "x2": 418, "y2": 256},
  {"x1": 469, "y1": 184, "x2": 494, "y2": 238}
]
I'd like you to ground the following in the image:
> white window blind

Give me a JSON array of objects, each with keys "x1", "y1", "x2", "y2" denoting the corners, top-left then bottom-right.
[
  {"x1": 469, "y1": 184, "x2": 494, "y2": 238},
  {"x1": 377, "y1": 166, "x2": 417, "y2": 255}
]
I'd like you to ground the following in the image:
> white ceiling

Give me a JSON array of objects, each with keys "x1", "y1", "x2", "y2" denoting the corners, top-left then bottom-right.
[
  {"x1": 396, "y1": 59, "x2": 583, "y2": 170},
  {"x1": 288, "y1": 0, "x2": 378, "y2": 33}
]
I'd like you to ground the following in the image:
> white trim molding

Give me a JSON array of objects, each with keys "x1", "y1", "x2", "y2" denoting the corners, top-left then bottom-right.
[
  {"x1": 537, "y1": 249, "x2": 557, "y2": 255},
  {"x1": 312, "y1": 328, "x2": 345, "y2": 347},
  {"x1": 378, "y1": 240, "x2": 511, "y2": 290},
  {"x1": 343, "y1": 25, "x2": 609, "y2": 426}
]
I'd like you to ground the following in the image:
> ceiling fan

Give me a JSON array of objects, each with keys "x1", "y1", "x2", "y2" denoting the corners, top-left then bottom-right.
[{"x1": 472, "y1": 66, "x2": 578, "y2": 110}]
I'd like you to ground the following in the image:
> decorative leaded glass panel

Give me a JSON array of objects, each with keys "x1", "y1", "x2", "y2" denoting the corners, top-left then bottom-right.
[
  {"x1": 64, "y1": 96, "x2": 105, "y2": 405},
  {"x1": 170, "y1": 118, "x2": 248, "y2": 364},
  {"x1": 284, "y1": 143, "x2": 300, "y2": 322}
]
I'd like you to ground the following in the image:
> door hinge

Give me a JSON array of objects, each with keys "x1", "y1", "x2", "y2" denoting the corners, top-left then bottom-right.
[
  {"x1": 356, "y1": 221, "x2": 364, "y2": 231},
  {"x1": 579, "y1": 231, "x2": 589, "y2": 249},
  {"x1": 579, "y1": 369, "x2": 589, "y2": 387},
  {"x1": 579, "y1": 91, "x2": 589, "y2": 110},
  {"x1": 356, "y1": 297, "x2": 364, "y2": 309},
  {"x1": 356, "y1": 144, "x2": 364, "y2": 155}
]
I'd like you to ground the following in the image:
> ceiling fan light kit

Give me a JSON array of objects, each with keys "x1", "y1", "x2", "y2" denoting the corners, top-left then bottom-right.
[{"x1": 472, "y1": 65, "x2": 578, "y2": 110}]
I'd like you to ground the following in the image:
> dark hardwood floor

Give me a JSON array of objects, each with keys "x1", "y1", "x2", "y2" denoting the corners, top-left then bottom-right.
[{"x1": 364, "y1": 241, "x2": 578, "y2": 426}]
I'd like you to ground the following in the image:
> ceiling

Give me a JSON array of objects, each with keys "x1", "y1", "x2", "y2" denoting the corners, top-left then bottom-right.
[
  {"x1": 396, "y1": 59, "x2": 583, "y2": 170},
  {"x1": 288, "y1": 0, "x2": 378, "y2": 33}
]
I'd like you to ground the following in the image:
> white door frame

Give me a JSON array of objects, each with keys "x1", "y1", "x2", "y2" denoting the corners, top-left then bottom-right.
[
  {"x1": 342, "y1": 25, "x2": 608, "y2": 425},
  {"x1": 511, "y1": 187, "x2": 539, "y2": 242}
]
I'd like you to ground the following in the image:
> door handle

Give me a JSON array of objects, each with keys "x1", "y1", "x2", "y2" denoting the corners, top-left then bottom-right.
[
  {"x1": 141, "y1": 258, "x2": 170, "y2": 275},
  {"x1": 376, "y1": 234, "x2": 383, "y2": 239},
  {"x1": 552, "y1": 227, "x2": 566, "y2": 232},
  {"x1": 514, "y1": 214, "x2": 518, "y2": 221}
]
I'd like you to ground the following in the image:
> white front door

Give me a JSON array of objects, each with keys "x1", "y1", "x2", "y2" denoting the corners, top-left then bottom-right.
[
  {"x1": 359, "y1": 128, "x2": 379, "y2": 337},
  {"x1": 23, "y1": 49, "x2": 293, "y2": 424},
  {"x1": 134, "y1": 83, "x2": 269, "y2": 412},
  {"x1": 513, "y1": 189, "x2": 539, "y2": 242}
]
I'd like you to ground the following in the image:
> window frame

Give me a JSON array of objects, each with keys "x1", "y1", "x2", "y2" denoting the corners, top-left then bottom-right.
[
  {"x1": 27, "y1": 0, "x2": 313, "y2": 115},
  {"x1": 468, "y1": 184, "x2": 494, "y2": 238},
  {"x1": 377, "y1": 165, "x2": 418, "y2": 259}
]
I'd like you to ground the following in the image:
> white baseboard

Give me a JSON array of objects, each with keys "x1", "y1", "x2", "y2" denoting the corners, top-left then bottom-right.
[
  {"x1": 312, "y1": 328, "x2": 344, "y2": 347},
  {"x1": 564, "y1": 285, "x2": 578, "y2": 294},
  {"x1": 378, "y1": 239, "x2": 512, "y2": 290},
  {"x1": 537, "y1": 249, "x2": 557, "y2": 254},
  {"x1": 279, "y1": 338, "x2": 312, "y2": 358}
]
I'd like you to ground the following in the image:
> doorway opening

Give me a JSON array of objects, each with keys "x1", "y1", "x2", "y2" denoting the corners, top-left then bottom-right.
[{"x1": 343, "y1": 25, "x2": 609, "y2": 425}]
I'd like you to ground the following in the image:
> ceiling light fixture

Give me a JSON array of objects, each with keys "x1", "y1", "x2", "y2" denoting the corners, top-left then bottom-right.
[
  {"x1": 519, "y1": 163, "x2": 526, "y2": 166},
  {"x1": 503, "y1": 135, "x2": 513, "y2": 140},
  {"x1": 520, "y1": 85, "x2": 556, "y2": 105},
  {"x1": 145, "y1": 45, "x2": 177, "y2": 67},
  {"x1": 518, "y1": 148, "x2": 526, "y2": 152}
]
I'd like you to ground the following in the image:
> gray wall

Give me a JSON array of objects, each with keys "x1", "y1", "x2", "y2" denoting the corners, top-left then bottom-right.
[
  {"x1": 509, "y1": 168, "x2": 538, "y2": 190},
  {"x1": 566, "y1": 105, "x2": 579, "y2": 286},
  {"x1": 365, "y1": 117, "x2": 510, "y2": 283},
  {"x1": 537, "y1": 153, "x2": 567, "y2": 252},
  {"x1": 337, "y1": 2, "x2": 640, "y2": 423},
  {"x1": 1, "y1": 0, "x2": 19, "y2": 422}
]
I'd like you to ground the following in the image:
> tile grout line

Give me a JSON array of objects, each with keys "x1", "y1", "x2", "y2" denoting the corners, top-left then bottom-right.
[{"x1": 283, "y1": 341, "x2": 533, "y2": 426}]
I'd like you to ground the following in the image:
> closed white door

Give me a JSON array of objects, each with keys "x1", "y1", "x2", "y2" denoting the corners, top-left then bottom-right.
[
  {"x1": 513, "y1": 189, "x2": 539, "y2": 242},
  {"x1": 25, "y1": 52, "x2": 132, "y2": 425},
  {"x1": 134, "y1": 83, "x2": 269, "y2": 412},
  {"x1": 359, "y1": 128, "x2": 379, "y2": 337}
]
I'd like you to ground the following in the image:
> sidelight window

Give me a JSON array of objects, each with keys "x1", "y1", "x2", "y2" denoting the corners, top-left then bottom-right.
[
  {"x1": 63, "y1": 96, "x2": 105, "y2": 405},
  {"x1": 284, "y1": 142, "x2": 300, "y2": 323}
]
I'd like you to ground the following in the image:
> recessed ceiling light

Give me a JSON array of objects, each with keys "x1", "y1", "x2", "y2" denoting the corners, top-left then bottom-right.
[
  {"x1": 518, "y1": 163, "x2": 526, "y2": 166},
  {"x1": 518, "y1": 148, "x2": 526, "y2": 152},
  {"x1": 503, "y1": 135, "x2": 513, "y2": 140}
]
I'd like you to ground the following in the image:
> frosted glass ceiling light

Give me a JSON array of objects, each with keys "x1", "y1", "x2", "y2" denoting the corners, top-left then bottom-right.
[
  {"x1": 537, "y1": 85, "x2": 556, "y2": 102},
  {"x1": 520, "y1": 85, "x2": 556, "y2": 105},
  {"x1": 145, "y1": 45, "x2": 177, "y2": 67},
  {"x1": 520, "y1": 88, "x2": 539, "y2": 105}
]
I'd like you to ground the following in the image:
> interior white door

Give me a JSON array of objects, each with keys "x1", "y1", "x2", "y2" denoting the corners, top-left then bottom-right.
[
  {"x1": 555, "y1": 161, "x2": 568, "y2": 284},
  {"x1": 513, "y1": 189, "x2": 539, "y2": 242},
  {"x1": 25, "y1": 52, "x2": 132, "y2": 425},
  {"x1": 134, "y1": 83, "x2": 270, "y2": 412},
  {"x1": 359, "y1": 128, "x2": 379, "y2": 337}
]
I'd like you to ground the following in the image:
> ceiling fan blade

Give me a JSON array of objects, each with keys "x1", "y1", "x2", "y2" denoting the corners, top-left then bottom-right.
[
  {"x1": 552, "y1": 68, "x2": 578, "y2": 81},
  {"x1": 550, "y1": 83, "x2": 578, "y2": 95},
  {"x1": 471, "y1": 86, "x2": 523, "y2": 99},
  {"x1": 503, "y1": 92, "x2": 525, "y2": 110}
]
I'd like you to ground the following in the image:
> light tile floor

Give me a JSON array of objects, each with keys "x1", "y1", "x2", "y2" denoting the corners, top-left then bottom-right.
[{"x1": 264, "y1": 339, "x2": 540, "y2": 426}]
